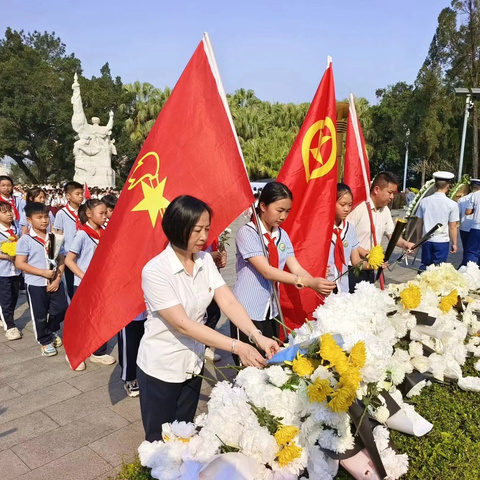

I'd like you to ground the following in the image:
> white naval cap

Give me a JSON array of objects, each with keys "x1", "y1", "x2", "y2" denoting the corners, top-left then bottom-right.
[
  {"x1": 471, "y1": 178, "x2": 480, "y2": 185},
  {"x1": 432, "y1": 171, "x2": 455, "y2": 181}
]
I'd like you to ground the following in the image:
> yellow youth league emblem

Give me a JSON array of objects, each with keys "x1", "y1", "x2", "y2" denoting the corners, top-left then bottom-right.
[
  {"x1": 128, "y1": 152, "x2": 170, "y2": 227},
  {"x1": 302, "y1": 117, "x2": 337, "y2": 183}
]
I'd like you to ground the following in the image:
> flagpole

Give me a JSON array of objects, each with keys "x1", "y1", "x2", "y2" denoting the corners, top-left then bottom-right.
[
  {"x1": 203, "y1": 32, "x2": 287, "y2": 339},
  {"x1": 348, "y1": 94, "x2": 385, "y2": 290}
]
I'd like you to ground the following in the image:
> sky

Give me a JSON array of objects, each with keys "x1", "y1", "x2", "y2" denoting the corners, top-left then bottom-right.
[{"x1": 1, "y1": 0, "x2": 452, "y2": 105}]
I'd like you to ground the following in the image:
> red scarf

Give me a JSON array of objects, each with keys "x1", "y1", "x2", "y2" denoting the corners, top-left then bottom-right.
[
  {"x1": 332, "y1": 222, "x2": 346, "y2": 275},
  {"x1": 264, "y1": 233, "x2": 279, "y2": 269},
  {"x1": 65, "y1": 203, "x2": 81, "y2": 229},
  {"x1": 2, "y1": 196, "x2": 19, "y2": 221},
  {"x1": 5, "y1": 228, "x2": 16, "y2": 238},
  {"x1": 79, "y1": 223, "x2": 103, "y2": 241}
]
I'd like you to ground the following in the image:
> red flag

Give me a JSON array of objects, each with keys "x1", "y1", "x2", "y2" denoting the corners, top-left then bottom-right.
[
  {"x1": 64, "y1": 34, "x2": 253, "y2": 368},
  {"x1": 344, "y1": 94, "x2": 371, "y2": 209},
  {"x1": 84, "y1": 182, "x2": 91, "y2": 200},
  {"x1": 277, "y1": 61, "x2": 337, "y2": 331}
]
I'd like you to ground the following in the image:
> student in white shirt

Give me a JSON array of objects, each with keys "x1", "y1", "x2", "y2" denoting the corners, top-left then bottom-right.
[
  {"x1": 347, "y1": 172, "x2": 414, "y2": 290},
  {"x1": 137, "y1": 195, "x2": 280, "y2": 441}
]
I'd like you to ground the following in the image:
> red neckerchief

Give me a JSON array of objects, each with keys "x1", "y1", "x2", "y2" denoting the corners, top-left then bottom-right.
[
  {"x1": 1, "y1": 195, "x2": 19, "y2": 221},
  {"x1": 65, "y1": 203, "x2": 81, "y2": 229},
  {"x1": 264, "y1": 233, "x2": 279, "y2": 269},
  {"x1": 332, "y1": 220, "x2": 346, "y2": 275},
  {"x1": 29, "y1": 232, "x2": 49, "y2": 256},
  {"x1": 79, "y1": 223, "x2": 103, "y2": 241}
]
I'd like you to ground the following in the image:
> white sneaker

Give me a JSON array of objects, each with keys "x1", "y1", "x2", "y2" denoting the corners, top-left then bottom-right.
[
  {"x1": 66, "y1": 355, "x2": 86, "y2": 371},
  {"x1": 204, "y1": 347, "x2": 221, "y2": 362},
  {"x1": 5, "y1": 327, "x2": 22, "y2": 341},
  {"x1": 89, "y1": 354, "x2": 116, "y2": 365}
]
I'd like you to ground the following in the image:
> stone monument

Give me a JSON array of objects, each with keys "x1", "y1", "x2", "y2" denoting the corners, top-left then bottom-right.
[{"x1": 71, "y1": 73, "x2": 116, "y2": 187}]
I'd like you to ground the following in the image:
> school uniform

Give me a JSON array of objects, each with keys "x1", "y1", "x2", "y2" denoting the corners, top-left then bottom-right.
[
  {"x1": 416, "y1": 192, "x2": 459, "y2": 268},
  {"x1": 69, "y1": 225, "x2": 108, "y2": 356},
  {"x1": 137, "y1": 244, "x2": 225, "y2": 441},
  {"x1": 458, "y1": 193, "x2": 473, "y2": 249},
  {"x1": 232, "y1": 221, "x2": 294, "y2": 346},
  {"x1": 462, "y1": 190, "x2": 480, "y2": 265},
  {"x1": 16, "y1": 232, "x2": 68, "y2": 346},
  {"x1": 1, "y1": 194, "x2": 25, "y2": 234},
  {"x1": 327, "y1": 221, "x2": 360, "y2": 294},
  {"x1": 118, "y1": 311, "x2": 147, "y2": 382},
  {"x1": 0, "y1": 224, "x2": 21, "y2": 331},
  {"x1": 54, "y1": 204, "x2": 79, "y2": 299}
]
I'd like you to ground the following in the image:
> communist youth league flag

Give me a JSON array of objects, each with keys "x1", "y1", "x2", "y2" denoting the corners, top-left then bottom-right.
[
  {"x1": 277, "y1": 60, "x2": 337, "y2": 331},
  {"x1": 64, "y1": 34, "x2": 254, "y2": 368},
  {"x1": 344, "y1": 93, "x2": 371, "y2": 209}
]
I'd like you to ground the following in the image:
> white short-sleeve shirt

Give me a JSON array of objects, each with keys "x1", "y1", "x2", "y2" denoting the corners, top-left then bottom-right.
[
  {"x1": 417, "y1": 192, "x2": 459, "y2": 240},
  {"x1": 137, "y1": 243, "x2": 226, "y2": 383},
  {"x1": 346, "y1": 201, "x2": 395, "y2": 250}
]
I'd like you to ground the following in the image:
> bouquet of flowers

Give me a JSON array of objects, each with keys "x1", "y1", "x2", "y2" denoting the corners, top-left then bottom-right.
[{"x1": 0, "y1": 233, "x2": 18, "y2": 257}]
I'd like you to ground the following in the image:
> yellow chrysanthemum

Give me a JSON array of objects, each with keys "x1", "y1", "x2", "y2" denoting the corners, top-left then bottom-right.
[
  {"x1": 327, "y1": 382, "x2": 357, "y2": 413},
  {"x1": 290, "y1": 352, "x2": 315, "y2": 376},
  {"x1": 274, "y1": 425, "x2": 299, "y2": 446},
  {"x1": 400, "y1": 284, "x2": 421, "y2": 310},
  {"x1": 0, "y1": 242, "x2": 16, "y2": 257},
  {"x1": 307, "y1": 378, "x2": 333, "y2": 403},
  {"x1": 439, "y1": 289, "x2": 458, "y2": 313},
  {"x1": 319, "y1": 334, "x2": 349, "y2": 375},
  {"x1": 367, "y1": 245, "x2": 385, "y2": 269},
  {"x1": 277, "y1": 442, "x2": 302, "y2": 467},
  {"x1": 348, "y1": 341, "x2": 366, "y2": 369},
  {"x1": 340, "y1": 368, "x2": 362, "y2": 388}
]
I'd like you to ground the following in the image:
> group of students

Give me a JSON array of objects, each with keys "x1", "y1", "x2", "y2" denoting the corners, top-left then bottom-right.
[
  {"x1": 136, "y1": 172, "x2": 416, "y2": 442},
  {"x1": 1, "y1": 171, "x2": 417, "y2": 441},
  {"x1": 0, "y1": 176, "x2": 142, "y2": 398}
]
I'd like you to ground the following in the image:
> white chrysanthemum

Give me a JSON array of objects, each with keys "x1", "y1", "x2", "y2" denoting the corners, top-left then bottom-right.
[
  {"x1": 169, "y1": 421, "x2": 196, "y2": 439},
  {"x1": 266, "y1": 365, "x2": 291, "y2": 387},
  {"x1": 238, "y1": 425, "x2": 277, "y2": 464},
  {"x1": 373, "y1": 426, "x2": 409, "y2": 480},
  {"x1": 475, "y1": 359, "x2": 480, "y2": 371},
  {"x1": 373, "y1": 405, "x2": 390, "y2": 423},
  {"x1": 459, "y1": 262, "x2": 480, "y2": 291},
  {"x1": 410, "y1": 356, "x2": 430, "y2": 373},
  {"x1": 306, "y1": 445, "x2": 338, "y2": 480},
  {"x1": 409, "y1": 341, "x2": 424, "y2": 358},
  {"x1": 458, "y1": 376, "x2": 480, "y2": 391}
]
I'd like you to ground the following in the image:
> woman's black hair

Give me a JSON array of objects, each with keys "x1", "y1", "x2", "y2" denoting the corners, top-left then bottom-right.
[
  {"x1": 257, "y1": 182, "x2": 293, "y2": 212},
  {"x1": 78, "y1": 199, "x2": 106, "y2": 225},
  {"x1": 26, "y1": 187, "x2": 46, "y2": 203},
  {"x1": 162, "y1": 195, "x2": 212, "y2": 250},
  {"x1": 337, "y1": 183, "x2": 353, "y2": 201}
]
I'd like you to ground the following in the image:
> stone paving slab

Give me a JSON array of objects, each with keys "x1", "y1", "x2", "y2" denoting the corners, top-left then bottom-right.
[
  {"x1": 0, "y1": 360, "x2": 46, "y2": 385},
  {"x1": 15, "y1": 446, "x2": 112, "y2": 480},
  {"x1": 88, "y1": 420, "x2": 145, "y2": 468},
  {"x1": 0, "y1": 382, "x2": 81, "y2": 426},
  {"x1": 0, "y1": 449, "x2": 30, "y2": 479},
  {"x1": 0, "y1": 385, "x2": 21, "y2": 403},
  {"x1": 0, "y1": 411, "x2": 59, "y2": 453},
  {"x1": 65, "y1": 364, "x2": 123, "y2": 393},
  {"x1": 12, "y1": 408, "x2": 129, "y2": 470}
]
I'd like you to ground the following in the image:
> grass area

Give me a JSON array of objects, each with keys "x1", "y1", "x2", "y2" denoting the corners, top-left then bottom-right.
[{"x1": 113, "y1": 359, "x2": 480, "y2": 480}]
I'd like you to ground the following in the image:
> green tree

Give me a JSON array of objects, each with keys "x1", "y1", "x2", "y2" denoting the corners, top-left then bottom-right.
[{"x1": 0, "y1": 28, "x2": 80, "y2": 183}]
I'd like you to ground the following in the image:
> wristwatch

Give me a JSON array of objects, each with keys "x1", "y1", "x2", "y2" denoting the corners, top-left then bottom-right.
[{"x1": 294, "y1": 275, "x2": 304, "y2": 289}]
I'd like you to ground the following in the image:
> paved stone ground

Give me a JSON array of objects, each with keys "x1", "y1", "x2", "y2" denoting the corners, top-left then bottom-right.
[{"x1": 0, "y1": 209, "x2": 463, "y2": 479}]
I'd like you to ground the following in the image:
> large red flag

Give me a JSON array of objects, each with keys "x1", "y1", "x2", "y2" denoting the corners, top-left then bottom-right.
[
  {"x1": 344, "y1": 93, "x2": 371, "y2": 209},
  {"x1": 64, "y1": 34, "x2": 254, "y2": 368},
  {"x1": 276, "y1": 61, "x2": 337, "y2": 330}
]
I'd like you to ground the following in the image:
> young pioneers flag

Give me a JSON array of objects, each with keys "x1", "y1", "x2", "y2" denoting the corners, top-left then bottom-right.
[
  {"x1": 63, "y1": 34, "x2": 254, "y2": 368},
  {"x1": 277, "y1": 60, "x2": 337, "y2": 331},
  {"x1": 344, "y1": 93, "x2": 371, "y2": 209}
]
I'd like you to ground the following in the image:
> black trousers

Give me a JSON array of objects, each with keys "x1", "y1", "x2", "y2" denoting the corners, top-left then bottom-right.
[
  {"x1": 205, "y1": 300, "x2": 221, "y2": 330},
  {"x1": 0, "y1": 275, "x2": 21, "y2": 330},
  {"x1": 137, "y1": 366, "x2": 203, "y2": 442},
  {"x1": 26, "y1": 283, "x2": 68, "y2": 345},
  {"x1": 64, "y1": 266, "x2": 75, "y2": 301},
  {"x1": 230, "y1": 312, "x2": 279, "y2": 366},
  {"x1": 348, "y1": 269, "x2": 375, "y2": 293},
  {"x1": 72, "y1": 285, "x2": 107, "y2": 356},
  {"x1": 118, "y1": 320, "x2": 146, "y2": 382}
]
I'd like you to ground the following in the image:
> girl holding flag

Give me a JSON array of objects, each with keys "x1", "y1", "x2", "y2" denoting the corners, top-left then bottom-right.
[
  {"x1": 65, "y1": 199, "x2": 116, "y2": 370},
  {"x1": 231, "y1": 182, "x2": 336, "y2": 351}
]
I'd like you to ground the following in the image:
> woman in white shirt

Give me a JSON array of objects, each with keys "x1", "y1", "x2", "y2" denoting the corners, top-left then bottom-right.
[{"x1": 137, "y1": 195, "x2": 280, "y2": 442}]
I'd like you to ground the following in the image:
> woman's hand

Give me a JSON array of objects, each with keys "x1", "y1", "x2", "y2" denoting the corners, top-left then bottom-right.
[
  {"x1": 254, "y1": 335, "x2": 280, "y2": 359},
  {"x1": 306, "y1": 277, "x2": 336, "y2": 296},
  {"x1": 235, "y1": 341, "x2": 267, "y2": 368}
]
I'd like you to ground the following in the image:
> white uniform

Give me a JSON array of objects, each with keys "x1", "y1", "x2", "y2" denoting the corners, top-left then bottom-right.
[{"x1": 458, "y1": 193, "x2": 473, "y2": 232}]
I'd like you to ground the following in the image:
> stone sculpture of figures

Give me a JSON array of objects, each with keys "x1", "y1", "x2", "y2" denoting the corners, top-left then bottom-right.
[{"x1": 71, "y1": 73, "x2": 116, "y2": 188}]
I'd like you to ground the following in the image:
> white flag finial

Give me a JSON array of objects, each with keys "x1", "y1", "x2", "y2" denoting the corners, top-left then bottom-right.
[{"x1": 326, "y1": 56, "x2": 332, "y2": 68}]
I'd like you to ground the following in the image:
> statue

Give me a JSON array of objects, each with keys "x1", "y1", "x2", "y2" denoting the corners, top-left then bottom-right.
[{"x1": 71, "y1": 73, "x2": 116, "y2": 187}]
